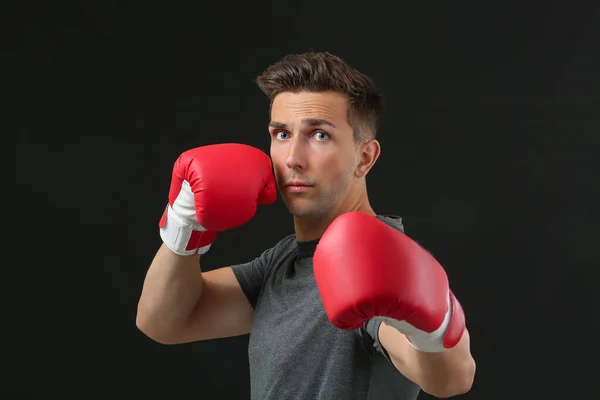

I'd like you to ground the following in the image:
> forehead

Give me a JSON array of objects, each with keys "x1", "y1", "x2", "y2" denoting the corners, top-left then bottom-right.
[{"x1": 270, "y1": 91, "x2": 349, "y2": 125}]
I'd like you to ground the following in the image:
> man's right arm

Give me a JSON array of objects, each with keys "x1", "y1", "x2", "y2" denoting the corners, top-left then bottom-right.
[
  {"x1": 136, "y1": 243, "x2": 254, "y2": 344},
  {"x1": 138, "y1": 143, "x2": 277, "y2": 344}
]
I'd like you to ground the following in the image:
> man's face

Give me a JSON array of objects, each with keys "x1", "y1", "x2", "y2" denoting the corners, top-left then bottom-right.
[{"x1": 269, "y1": 91, "x2": 361, "y2": 219}]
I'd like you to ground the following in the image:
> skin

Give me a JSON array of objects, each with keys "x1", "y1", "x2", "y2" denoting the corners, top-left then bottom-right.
[{"x1": 268, "y1": 91, "x2": 380, "y2": 242}]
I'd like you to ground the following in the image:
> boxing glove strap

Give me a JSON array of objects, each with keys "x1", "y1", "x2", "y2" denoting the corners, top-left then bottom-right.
[{"x1": 159, "y1": 204, "x2": 216, "y2": 256}]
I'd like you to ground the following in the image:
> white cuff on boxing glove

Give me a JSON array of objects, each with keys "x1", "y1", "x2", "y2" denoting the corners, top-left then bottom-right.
[
  {"x1": 159, "y1": 205, "x2": 212, "y2": 256},
  {"x1": 159, "y1": 180, "x2": 214, "y2": 256},
  {"x1": 383, "y1": 294, "x2": 452, "y2": 353}
]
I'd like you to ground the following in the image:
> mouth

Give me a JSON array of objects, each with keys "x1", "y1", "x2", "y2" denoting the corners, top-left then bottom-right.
[{"x1": 285, "y1": 182, "x2": 314, "y2": 192}]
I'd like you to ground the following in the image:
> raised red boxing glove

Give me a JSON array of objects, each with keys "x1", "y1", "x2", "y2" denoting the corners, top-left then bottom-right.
[
  {"x1": 313, "y1": 211, "x2": 465, "y2": 352},
  {"x1": 159, "y1": 143, "x2": 277, "y2": 256}
]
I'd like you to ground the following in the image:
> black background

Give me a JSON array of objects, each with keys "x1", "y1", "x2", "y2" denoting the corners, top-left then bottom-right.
[{"x1": 7, "y1": 1, "x2": 599, "y2": 399}]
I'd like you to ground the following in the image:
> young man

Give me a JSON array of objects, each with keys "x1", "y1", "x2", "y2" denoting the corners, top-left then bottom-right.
[{"x1": 136, "y1": 52, "x2": 476, "y2": 399}]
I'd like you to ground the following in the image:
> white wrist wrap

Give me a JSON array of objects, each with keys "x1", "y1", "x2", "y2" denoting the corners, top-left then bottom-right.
[{"x1": 159, "y1": 204, "x2": 212, "y2": 256}]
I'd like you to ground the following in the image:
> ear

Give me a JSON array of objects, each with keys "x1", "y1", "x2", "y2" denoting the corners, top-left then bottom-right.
[{"x1": 354, "y1": 139, "x2": 380, "y2": 178}]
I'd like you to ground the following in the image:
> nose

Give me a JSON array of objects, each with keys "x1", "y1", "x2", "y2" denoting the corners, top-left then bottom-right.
[{"x1": 285, "y1": 137, "x2": 307, "y2": 170}]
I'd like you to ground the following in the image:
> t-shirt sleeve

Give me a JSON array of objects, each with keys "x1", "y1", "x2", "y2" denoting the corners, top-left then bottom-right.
[{"x1": 230, "y1": 246, "x2": 274, "y2": 309}]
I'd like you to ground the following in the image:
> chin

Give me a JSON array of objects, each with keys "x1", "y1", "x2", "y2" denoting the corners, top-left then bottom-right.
[{"x1": 286, "y1": 203, "x2": 328, "y2": 219}]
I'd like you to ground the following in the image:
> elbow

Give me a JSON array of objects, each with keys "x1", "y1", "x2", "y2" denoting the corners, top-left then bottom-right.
[
  {"x1": 136, "y1": 313, "x2": 163, "y2": 344},
  {"x1": 425, "y1": 357, "x2": 476, "y2": 398},
  {"x1": 135, "y1": 307, "x2": 177, "y2": 345},
  {"x1": 435, "y1": 376, "x2": 474, "y2": 399},
  {"x1": 136, "y1": 317, "x2": 177, "y2": 345},
  {"x1": 459, "y1": 356, "x2": 477, "y2": 394}
]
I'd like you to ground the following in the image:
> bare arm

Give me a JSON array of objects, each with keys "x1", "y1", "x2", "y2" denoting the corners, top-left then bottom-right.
[
  {"x1": 136, "y1": 243, "x2": 254, "y2": 344},
  {"x1": 379, "y1": 323, "x2": 476, "y2": 398}
]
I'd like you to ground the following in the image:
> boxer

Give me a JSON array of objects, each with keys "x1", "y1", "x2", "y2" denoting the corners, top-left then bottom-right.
[{"x1": 137, "y1": 51, "x2": 475, "y2": 400}]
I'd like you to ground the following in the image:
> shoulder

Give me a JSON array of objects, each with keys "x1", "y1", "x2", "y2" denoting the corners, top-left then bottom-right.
[{"x1": 376, "y1": 214, "x2": 405, "y2": 233}]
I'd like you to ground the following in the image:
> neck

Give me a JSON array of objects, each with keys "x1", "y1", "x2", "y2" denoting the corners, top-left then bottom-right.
[{"x1": 293, "y1": 192, "x2": 375, "y2": 242}]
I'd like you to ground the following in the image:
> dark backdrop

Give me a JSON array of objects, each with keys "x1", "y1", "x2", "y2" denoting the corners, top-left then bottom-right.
[{"x1": 7, "y1": 1, "x2": 599, "y2": 399}]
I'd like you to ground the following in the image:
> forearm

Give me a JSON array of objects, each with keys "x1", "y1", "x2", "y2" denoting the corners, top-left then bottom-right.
[
  {"x1": 410, "y1": 327, "x2": 475, "y2": 397},
  {"x1": 136, "y1": 243, "x2": 204, "y2": 341},
  {"x1": 380, "y1": 323, "x2": 475, "y2": 398}
]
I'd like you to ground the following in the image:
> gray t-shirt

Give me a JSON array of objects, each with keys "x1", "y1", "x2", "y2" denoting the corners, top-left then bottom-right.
[{"x1": 231, "y1": 215, "x2": 421, "y2": 400}]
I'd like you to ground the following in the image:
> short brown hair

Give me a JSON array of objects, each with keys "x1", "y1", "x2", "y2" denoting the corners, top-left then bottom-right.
[{"x1": 255, "y1": 51, "x2": 385, "y2": 142}]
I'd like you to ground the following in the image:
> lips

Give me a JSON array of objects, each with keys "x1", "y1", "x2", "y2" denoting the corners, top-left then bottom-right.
[
  {"x1": 286, "y1": 181, "x2": 313, "y2": 187},
  {"x1": 284, "y1": 180, "x2": 314, "y2": 193}
]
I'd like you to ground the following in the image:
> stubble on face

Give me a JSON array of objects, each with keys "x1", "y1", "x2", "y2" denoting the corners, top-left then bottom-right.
[{"x1": 278, "y1": 161, "x2": 356, "y2": 220}]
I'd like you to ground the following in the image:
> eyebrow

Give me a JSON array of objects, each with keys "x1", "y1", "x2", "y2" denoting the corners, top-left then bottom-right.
[{"x1": 268, "y1": 118, "x2": 337, "y2": 130}]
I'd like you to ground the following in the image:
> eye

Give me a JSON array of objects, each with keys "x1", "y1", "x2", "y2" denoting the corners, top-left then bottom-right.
[
  {"x1": 275, "y1": 130, "x2": 290, "y2": 140},
  {"x1": 314, "y1": 131, "x2": 330, "y2": 141}
]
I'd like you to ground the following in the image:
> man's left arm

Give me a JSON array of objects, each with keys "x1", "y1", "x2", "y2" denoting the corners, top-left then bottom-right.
[
  {"x1": 313, "y1": 212, "x2": 477, "y2": 398},
  {"x1": 379, "y1": 321, "x2": 475, "y2": 398}
]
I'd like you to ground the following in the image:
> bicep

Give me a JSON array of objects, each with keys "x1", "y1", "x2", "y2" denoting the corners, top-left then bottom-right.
[
  {"x1": 180, "y1": 266, "x2": 254, "y2": 342},
  {"x1": 175, "y1": 242, "x2": 277, "y2": 343}
]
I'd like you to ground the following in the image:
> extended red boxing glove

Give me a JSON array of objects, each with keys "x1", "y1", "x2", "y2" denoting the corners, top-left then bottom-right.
[
  {"x1": 159, "y1": 143, "x2": 277, "y2": 256},
  {"x1": 313, "y1": 211, "x2": 465, "y2": 352}
]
